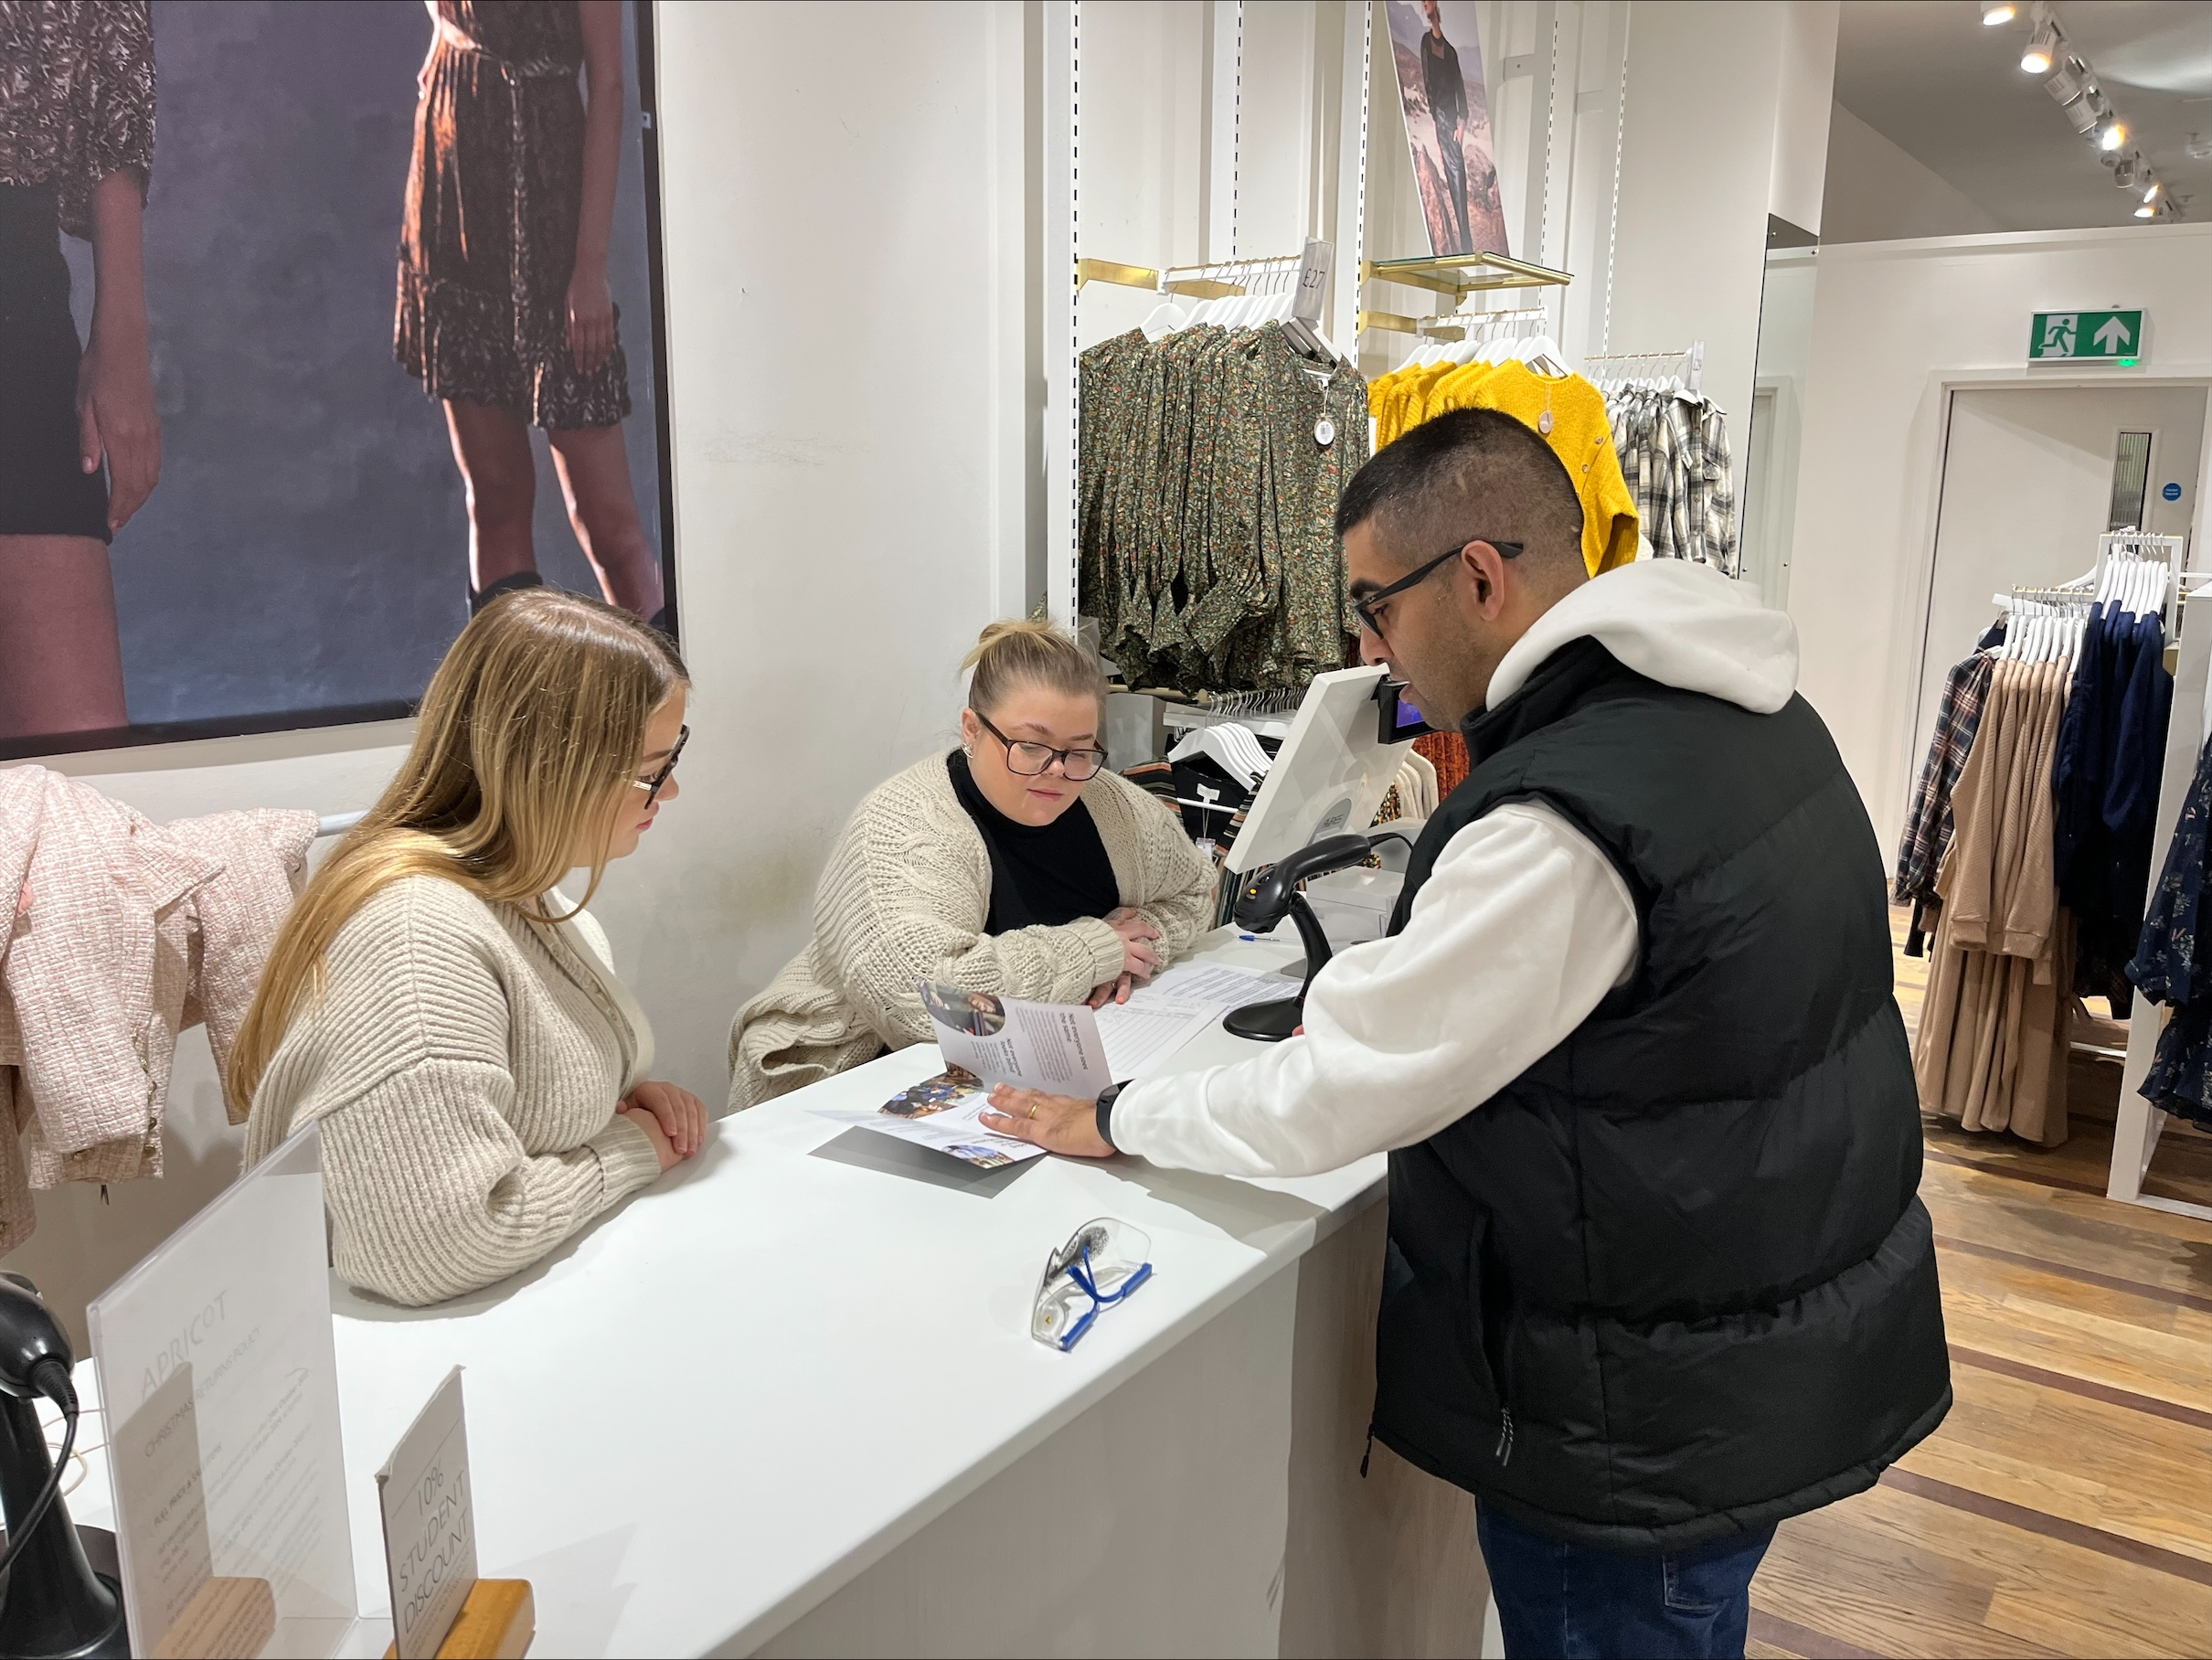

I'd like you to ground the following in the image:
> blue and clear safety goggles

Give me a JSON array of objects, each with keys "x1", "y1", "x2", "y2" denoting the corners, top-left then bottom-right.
[{"x1": 1030, "y1": 1218, "x2": 1154, "y2": 1352}]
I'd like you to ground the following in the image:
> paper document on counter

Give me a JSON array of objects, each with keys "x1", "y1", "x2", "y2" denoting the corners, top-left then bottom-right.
[{"x1": 1095, "y1": 963, "x2": 1282, "y2": 1078}]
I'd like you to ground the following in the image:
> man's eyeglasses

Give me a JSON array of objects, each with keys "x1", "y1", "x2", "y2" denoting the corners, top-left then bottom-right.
[
  {"x1": 974, "y1": 711, "x2": 1109, "y2": 781},
  {"x1": 631, "y1": 724, "x2": 688, "y2": 807},
  {"x1": 1351, "y1": 539, "x2": 1523, "y2": 639},
  {"x1": 1031, "y1": 1218, "x2": 1154, "y2": 1351}
]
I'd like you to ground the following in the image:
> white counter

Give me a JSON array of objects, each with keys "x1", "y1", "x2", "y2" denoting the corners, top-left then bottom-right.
[{"x1": 69, "y1": 931, "x2": 1488, "y2": 1656}]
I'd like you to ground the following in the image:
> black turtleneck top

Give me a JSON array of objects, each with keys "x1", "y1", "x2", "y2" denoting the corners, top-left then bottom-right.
[{"x1": 946, "y1": 750, "x2": 1120, "y2": 933}]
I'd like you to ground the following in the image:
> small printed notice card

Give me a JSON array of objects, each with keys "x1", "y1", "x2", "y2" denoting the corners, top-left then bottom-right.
[{"x1": 376, "y1": 1367, "x2": 478, "y2": 1660}]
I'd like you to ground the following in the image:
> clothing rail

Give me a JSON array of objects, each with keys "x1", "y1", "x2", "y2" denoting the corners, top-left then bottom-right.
[
  {"x1": 1357, "y1": 303, "x2": 1551, "y2": 343},
  {"x1": 1075, "y1": 251, "x2": 1305, "y2": 301},
  {"x1": 1583, "y1": 343, "x2": 1706, "y2": 396},
  {"x1": 2092, "y1": 532, "x2": 2187, "y2": 637}
]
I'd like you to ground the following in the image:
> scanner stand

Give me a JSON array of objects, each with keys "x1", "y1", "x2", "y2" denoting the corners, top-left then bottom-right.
[{"x1": 1225, "y1": 890, "x2": 1336, "y2": 1042}]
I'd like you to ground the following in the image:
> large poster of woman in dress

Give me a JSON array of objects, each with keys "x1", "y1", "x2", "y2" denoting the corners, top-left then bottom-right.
[
  {"x1": 1383, "y1": 0, "x2": 1510, "y2": 261},
  {"x1": 0, "y1": 0, "x2": 675, "y2": 760}
]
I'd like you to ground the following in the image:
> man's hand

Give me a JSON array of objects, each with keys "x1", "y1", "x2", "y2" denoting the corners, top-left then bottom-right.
[
  {"x1": 980, "y1": 1085, "x2": 1115, "y2": 1158},
  {"x1": 622, "y1": 1079, "x2": 707, "y2": 1160}
]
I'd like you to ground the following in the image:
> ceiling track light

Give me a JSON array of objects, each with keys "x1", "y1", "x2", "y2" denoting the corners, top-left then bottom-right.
[
  {"x1": 2021, "y1": 16, "x2": 2059, "y2": 76},
  {"x1": 2099, "y1": 117, "x2": 2129, "y2": 153},
  {"x1": 1982, "y1": 0, "x2": 2018, "y2": 23}
]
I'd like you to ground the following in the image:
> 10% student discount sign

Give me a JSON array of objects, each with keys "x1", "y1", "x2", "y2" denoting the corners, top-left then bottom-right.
[{"x1": 2029, "y1": 309, "x2": 2146, "y2": 366}]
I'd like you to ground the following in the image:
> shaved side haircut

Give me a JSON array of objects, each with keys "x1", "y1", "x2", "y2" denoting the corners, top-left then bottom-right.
[{"x1": 1337, "y1": 406, "x2": 1586, "y2": 578}]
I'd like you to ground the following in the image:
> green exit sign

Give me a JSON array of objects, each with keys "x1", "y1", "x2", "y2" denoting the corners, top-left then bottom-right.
[{"x1": 2030, "y1": 309, "x2": 2144, "y2": 363}]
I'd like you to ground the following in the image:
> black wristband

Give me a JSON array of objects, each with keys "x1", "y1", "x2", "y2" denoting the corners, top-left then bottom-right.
[{"x1": 1095, "y1": 1081, "x2": 1125, "y2": 1152}]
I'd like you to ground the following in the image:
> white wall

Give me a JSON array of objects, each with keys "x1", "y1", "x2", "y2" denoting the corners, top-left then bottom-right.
[
  {"x1": 5, "y1": 0, "x2": 1043, "y2": 1341},
  {"x1": 1740, "y1": 247, "x2": 1819, "y2": 605},
  {"x1": 1770, "y1": 3, "x2": 1839, "y2": 238},
  {"x1": 1607, "y1": 1, "x2": 1838, "y2": 474},
  {"x1": 1821, "y1": 102, "x2": 2008, "y2": 245},
  {"x1": 1909, "y1": 385, "x2": 2207, "y2": 767},
  {"x1": 1784, "y1": 223, "x2": 2212, "y2": 849}
]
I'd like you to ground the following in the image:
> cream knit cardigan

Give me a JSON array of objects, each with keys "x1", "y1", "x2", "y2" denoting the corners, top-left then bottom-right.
[
  {"x1": 728, "y1": 755, "x2": 1218, "y2": 1109},
  {"x1": 243, "y1": 874, "x2": 664, "y2": 1307}
]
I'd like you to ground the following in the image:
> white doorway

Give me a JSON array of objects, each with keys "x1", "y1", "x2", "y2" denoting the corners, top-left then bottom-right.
[{"x1": 1909, "y1": 385, "x2": 2208, "y2": 778}]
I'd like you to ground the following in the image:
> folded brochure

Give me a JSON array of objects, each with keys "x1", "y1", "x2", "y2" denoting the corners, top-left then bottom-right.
[{"x1": 829, "y1": 970, "x2": 1285, "y2": 1171}]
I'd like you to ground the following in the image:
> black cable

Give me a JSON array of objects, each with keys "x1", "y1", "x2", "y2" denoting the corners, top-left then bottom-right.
[{"x1": 0, "y1": 1359, "x2": 79, "y2": 1611}]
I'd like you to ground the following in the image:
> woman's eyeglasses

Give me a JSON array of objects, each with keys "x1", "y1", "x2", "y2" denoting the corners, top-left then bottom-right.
[
  {"x1": 974, "y1": 711, "x2": 1109, "y2": 781},
  {"x1": 1351, "y1": 539, "x2": 1523, "y2": 639},
  {"x1": 632, "y1": 725, "x2": 688, "y2": 806}
]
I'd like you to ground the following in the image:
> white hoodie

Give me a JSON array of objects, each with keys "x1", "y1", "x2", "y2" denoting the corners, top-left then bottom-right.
[{"x1": 1110, "y1": 560, "x2": 1802, "y2": 1177}]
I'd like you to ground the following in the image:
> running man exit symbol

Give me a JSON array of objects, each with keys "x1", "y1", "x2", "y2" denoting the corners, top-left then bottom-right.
[{"x1": 2029, "y1": 309, "x2": 2145, "y2": 362}]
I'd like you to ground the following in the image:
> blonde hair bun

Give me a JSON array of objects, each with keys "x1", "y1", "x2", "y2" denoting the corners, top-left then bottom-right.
[{"x1": 962, "y1": 614, "x2": 1108, "y2": 715}]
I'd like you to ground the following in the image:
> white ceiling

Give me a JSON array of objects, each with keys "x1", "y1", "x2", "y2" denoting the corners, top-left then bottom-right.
[{"x1": 1833, "y1": 0, "x2": 2212, "y2": 231}]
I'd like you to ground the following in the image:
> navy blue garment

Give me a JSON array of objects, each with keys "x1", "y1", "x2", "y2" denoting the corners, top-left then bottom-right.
[
  {"x1": 2062, "y1": 609, "x2": 2173, "y2": 1014},
  {"x1": 2050, "y1": 602, "x2": 2109, "y2": 885},
  {"x1": 1477, "y1": 1503, "x2": 1776, "y2": 1660},
  {"x1": 2129, "y1": 732, "x2": 2212, "y2": 1131},
  {"x1": 2105, "y1": 612, "x2": 2174, "y2": 868}
]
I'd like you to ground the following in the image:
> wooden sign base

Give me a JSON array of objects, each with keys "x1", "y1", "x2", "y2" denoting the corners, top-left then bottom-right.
[{"x1": 384, "y1": 1579, "x2": 534, "y2": 1660}]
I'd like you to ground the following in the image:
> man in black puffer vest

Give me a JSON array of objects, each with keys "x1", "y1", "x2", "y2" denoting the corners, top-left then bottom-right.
[{"x1": 983, "y1": 408, "x2": 1951, "y2": 1659}]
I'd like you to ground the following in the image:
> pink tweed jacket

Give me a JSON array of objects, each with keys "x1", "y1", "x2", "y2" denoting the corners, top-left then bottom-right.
[{"x1": 0, "y1": 766, "x2": 316, "y2": 1251}]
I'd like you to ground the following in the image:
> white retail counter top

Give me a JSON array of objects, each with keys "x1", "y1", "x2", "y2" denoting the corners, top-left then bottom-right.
[{"x1": 307, "y1": 930, "x2": 1391, "y2": 1656}]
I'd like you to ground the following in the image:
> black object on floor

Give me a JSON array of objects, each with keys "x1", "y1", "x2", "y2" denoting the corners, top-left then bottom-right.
[{"x1": 809, "y1": 1126, "x2": 1038, "y2": 1196}]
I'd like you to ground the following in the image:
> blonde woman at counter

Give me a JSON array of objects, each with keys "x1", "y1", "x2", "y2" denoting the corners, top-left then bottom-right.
[
  {"x1": 729, "y1": 619, "x2": 1217, "y2": 1107},
  {"x1": 234, "y1": 590, "x2": 707, "y2": 1306}
]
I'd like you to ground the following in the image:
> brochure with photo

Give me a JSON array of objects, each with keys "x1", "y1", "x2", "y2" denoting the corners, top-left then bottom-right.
[
  {"x1": 920, "y1": 984, "x2": 1118, "y2": 1101},
  {"x1": 867, "y1": 1066, "x2": 1041, "y2": 1170},
  {"x1": 816, "y1": 968, "x2": 1290, "y2": 1172}
]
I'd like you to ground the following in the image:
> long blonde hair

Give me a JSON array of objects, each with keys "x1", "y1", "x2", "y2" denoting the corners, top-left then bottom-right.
[{"x1": 228, "y1": 590, "x2": 688, "y2": 1115}]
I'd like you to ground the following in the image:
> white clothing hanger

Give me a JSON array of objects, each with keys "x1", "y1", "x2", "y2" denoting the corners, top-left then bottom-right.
[
  {"x1": 1521, "y1": 335, "x2": 1570, "y2": 377},
  {"x1": 1167, "y1": 722, "x2": 1272, "y2": 790},
  {"x1": 1141, "y1": 299, "x2": 1188, "y2": 342}
]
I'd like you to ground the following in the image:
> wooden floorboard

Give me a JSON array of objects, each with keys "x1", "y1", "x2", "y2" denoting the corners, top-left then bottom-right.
[{"x1": 1746, "y1": 908, "x2": 2212, "y2": 1657}]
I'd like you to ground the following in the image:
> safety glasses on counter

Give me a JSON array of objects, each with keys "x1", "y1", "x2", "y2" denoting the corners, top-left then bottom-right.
[{"x1": 1030, "y1": 1218, "x2": 1154, "y2": 1352}]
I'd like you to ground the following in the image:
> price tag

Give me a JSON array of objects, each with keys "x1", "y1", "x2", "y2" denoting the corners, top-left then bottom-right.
[{"x1": 1315, "y1": 416, "x2": 1336, "y2": 448}]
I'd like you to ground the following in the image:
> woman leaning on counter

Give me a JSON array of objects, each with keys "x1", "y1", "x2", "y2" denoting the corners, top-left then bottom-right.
[
  {"x1": 233, "y1": 589, "x2": 708, "y2": 1306},
  {"x1": 730, "y1": 619, "x2": 1218, "y2": 1107}
]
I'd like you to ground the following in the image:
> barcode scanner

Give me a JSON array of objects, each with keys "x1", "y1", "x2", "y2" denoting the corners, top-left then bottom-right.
[
  {"x1": 0, "y1": 1274, "x2": 127, "y2": 1658},
  {"x1": 1225, "y1": 831, "x2": 1378, "y2": 1041}
]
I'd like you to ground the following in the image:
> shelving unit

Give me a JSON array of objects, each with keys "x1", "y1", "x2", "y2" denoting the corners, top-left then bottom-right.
[{"x1": 1356, "y1": 249, "x2": 1571, "y2": 336}]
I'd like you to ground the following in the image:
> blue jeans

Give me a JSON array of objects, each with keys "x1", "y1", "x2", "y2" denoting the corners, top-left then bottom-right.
[{"x1": 1477, "y1": 1503, "x2": 1775, "y2": 1659}]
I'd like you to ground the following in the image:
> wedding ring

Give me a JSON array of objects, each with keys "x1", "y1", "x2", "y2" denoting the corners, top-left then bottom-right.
[{"x1": 1027, "y1": 1102, "x2": 1038, "y2": 1120}]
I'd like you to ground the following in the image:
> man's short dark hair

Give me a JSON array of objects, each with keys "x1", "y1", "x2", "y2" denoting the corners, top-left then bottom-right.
[{"x1": 1336, "y1": 407, "x2": 1585, "y2": 573}]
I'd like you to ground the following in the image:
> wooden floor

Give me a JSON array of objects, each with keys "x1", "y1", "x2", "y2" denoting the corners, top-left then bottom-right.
[{"x1": 1744, "y1": 911, "x2": 2212, "y2": 1659}]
